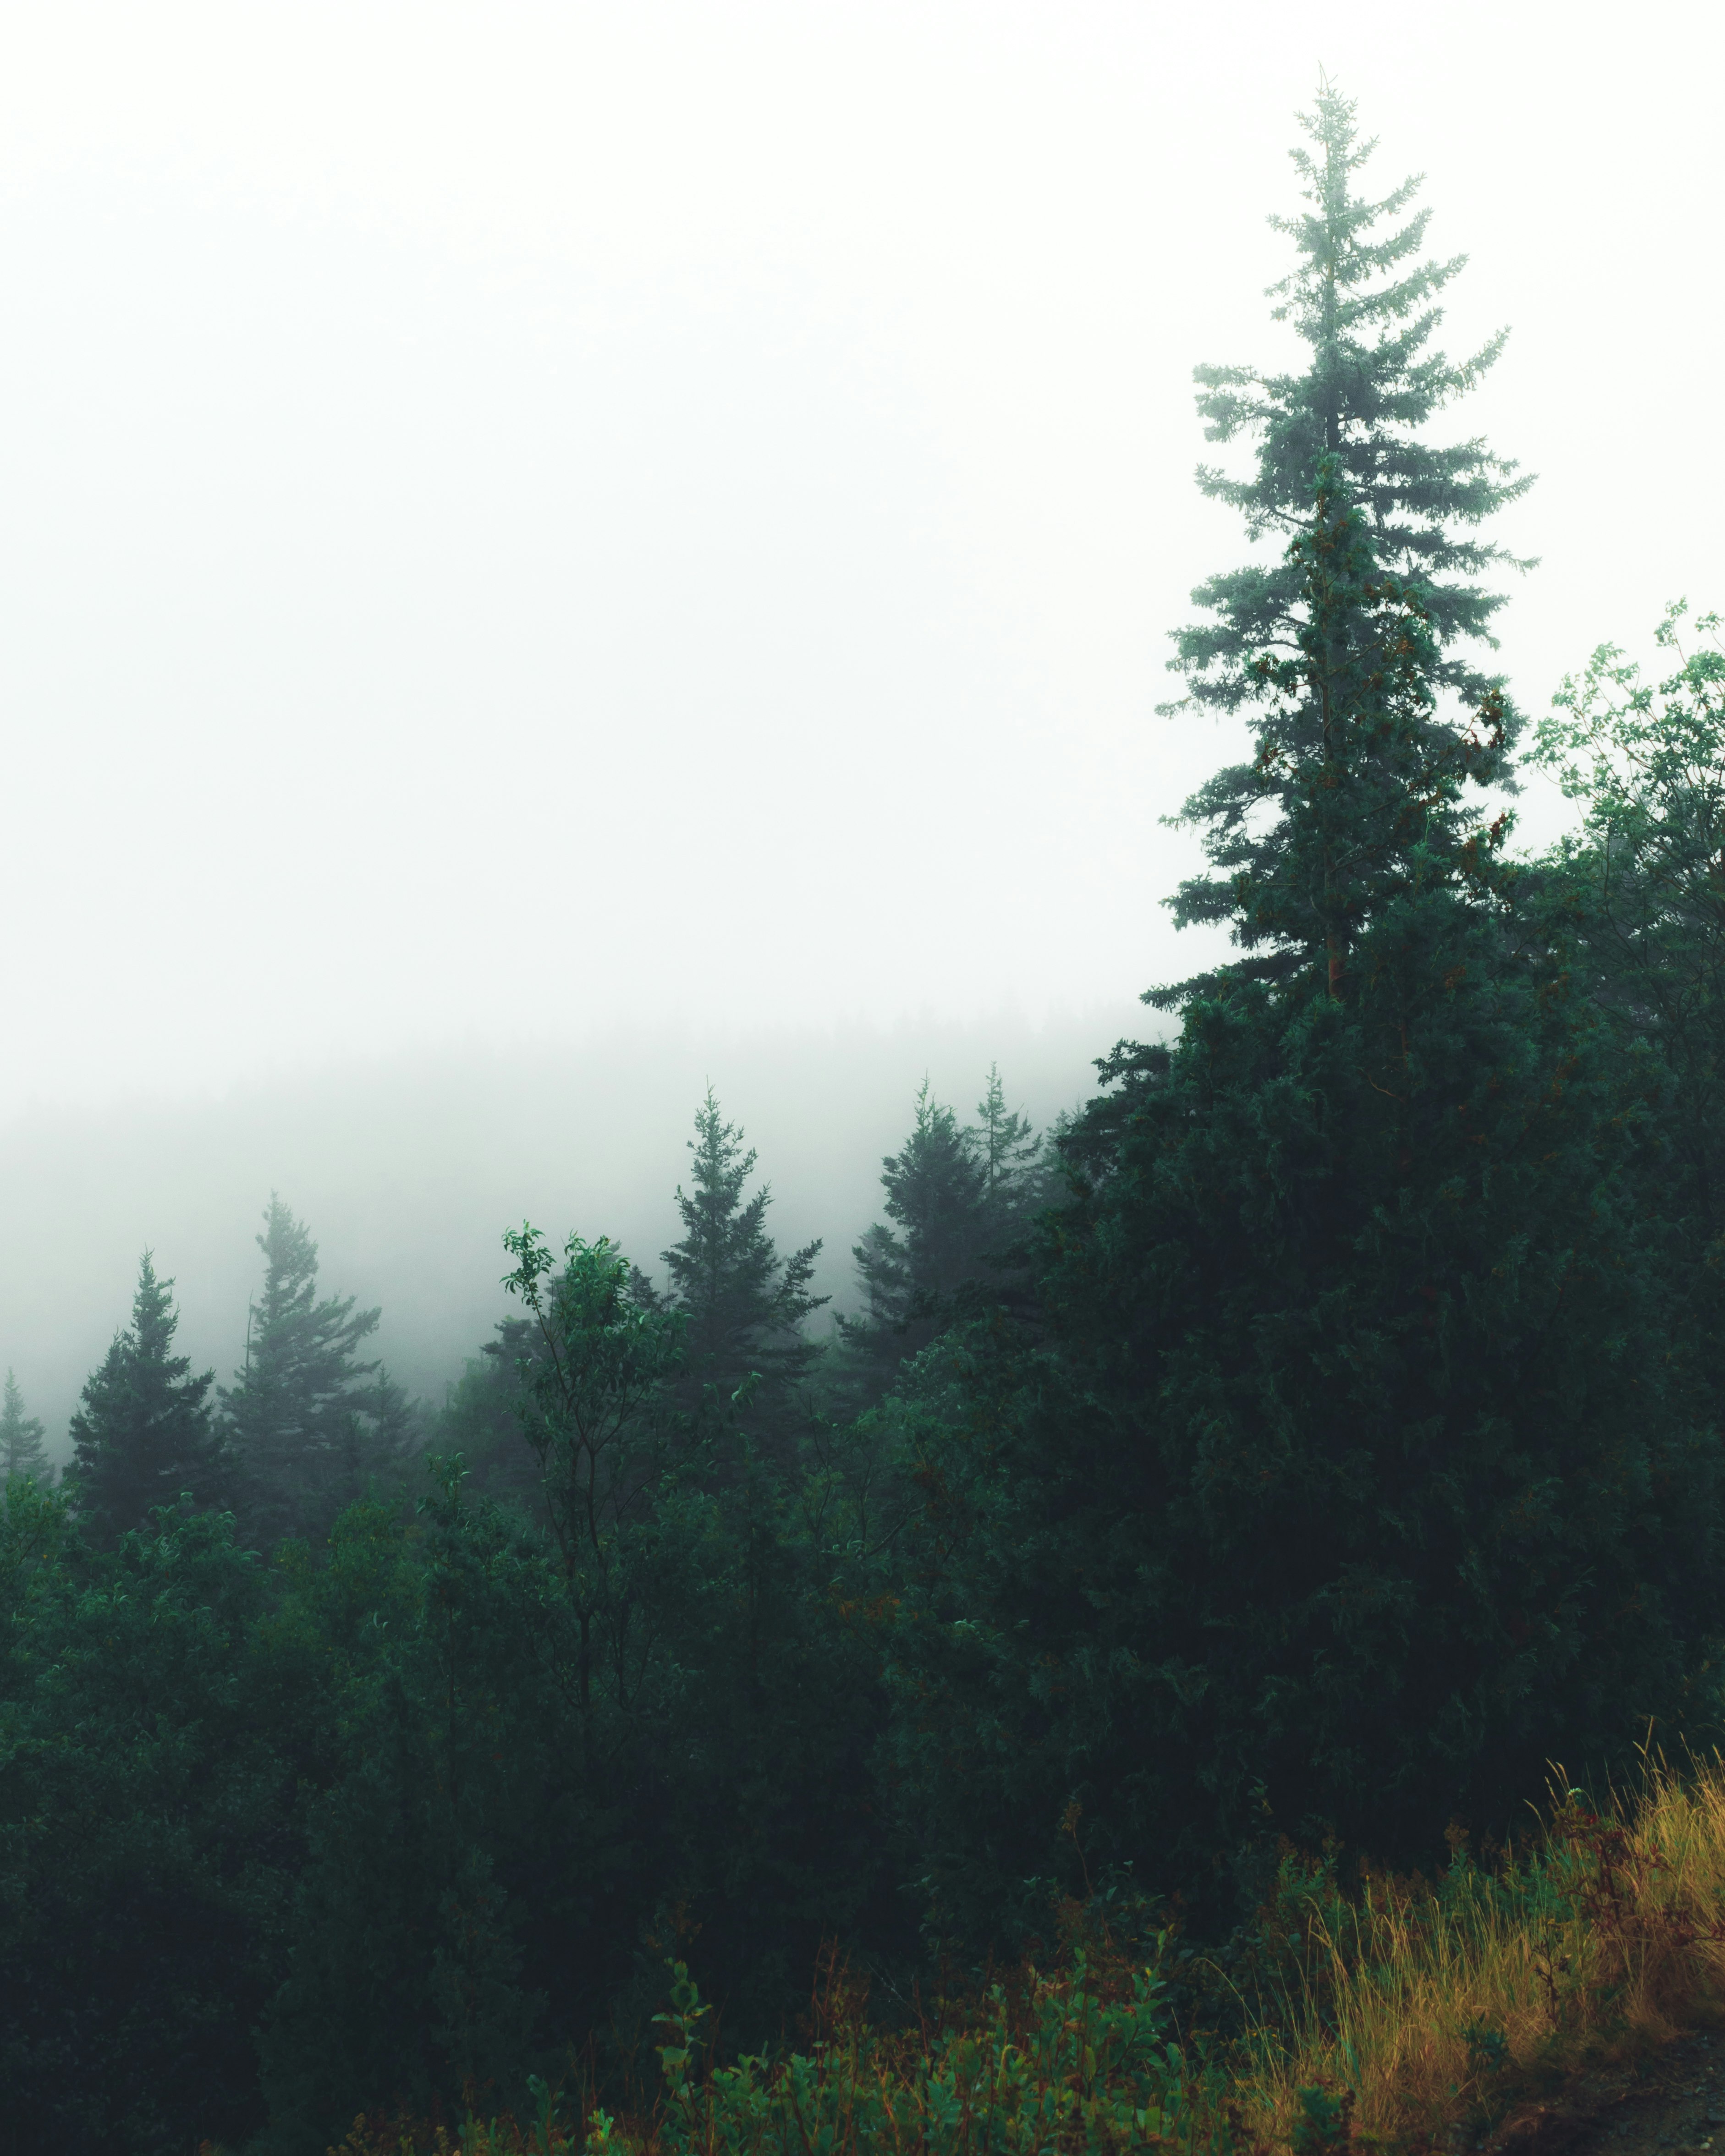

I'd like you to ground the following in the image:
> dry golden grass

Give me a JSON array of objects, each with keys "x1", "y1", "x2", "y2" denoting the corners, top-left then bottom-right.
[
  {"x1": 1220, "y1": 1757, "x2": 1725, "y2": 2152},
  {"x1": 305, "y1": 1761, "x2": 1725, "y2": 2156}
]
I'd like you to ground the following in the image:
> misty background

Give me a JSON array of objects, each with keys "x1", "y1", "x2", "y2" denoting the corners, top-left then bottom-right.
[{"x1": 1, "y1": 0, "x2": 1719, "y2": 1451}]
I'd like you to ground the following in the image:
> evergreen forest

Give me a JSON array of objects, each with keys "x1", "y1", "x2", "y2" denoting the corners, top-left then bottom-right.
[{"x1": 5, "y1": 86, "x2": 1725, "y2": 2156}]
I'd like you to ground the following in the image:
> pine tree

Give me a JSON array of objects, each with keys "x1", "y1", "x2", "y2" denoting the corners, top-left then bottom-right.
[
  {"x1": 0, "y1": 1371, "x2": 49, "y2": 1483},
  {"x1": 659, "y1": 1091, "x2": 826, "y2": 1428},
  {"x1": 845, "y1": 1083, "x2": 983, "y2": 1347},
  {"x1": 886, "y1": 89, "x2": 1721, "y2": 1941},
  {"x1": 68, "y1": 1254, "x2": 226, "y2": 1540},
  {"x1": 1160, "y1": 77, "x2": 1530, "y2": 1000},
  {"x1": 840, "y1": 1073, "x2": 1044, "y2": 1390},
  {"x1": 222, "y1": 1196, "x2": 382, "y2": 1543},
  {"x1": 971, "y1": 1064, "x2": 1047, "y2": 1246}
]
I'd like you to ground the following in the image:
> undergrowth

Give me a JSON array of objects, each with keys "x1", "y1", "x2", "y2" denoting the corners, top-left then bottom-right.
[{"x1": 293, "y1": 1756, "x2": 1725, "y2": 2156}]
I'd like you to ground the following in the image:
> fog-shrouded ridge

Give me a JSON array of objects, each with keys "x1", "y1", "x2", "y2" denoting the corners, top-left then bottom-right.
[
  {"x1": 0, "y1": 1004, "x2": 1152, "y2": 1459},
  {"x1": 0, "y1": 3, "x2": 1718, "y2": 1124}
]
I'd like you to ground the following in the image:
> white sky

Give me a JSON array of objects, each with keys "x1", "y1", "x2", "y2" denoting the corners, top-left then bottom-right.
[{"x1": 0, "y1": 0, "x2": 1720, "y2": 1115}]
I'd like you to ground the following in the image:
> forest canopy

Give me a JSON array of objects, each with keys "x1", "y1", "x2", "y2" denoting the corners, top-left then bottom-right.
[{"x1": 3, "y1": 84, "x2": 1722, "y2": 2156}]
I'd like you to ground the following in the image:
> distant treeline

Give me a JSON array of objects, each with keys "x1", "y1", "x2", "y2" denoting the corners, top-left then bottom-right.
[{"x1": 5, "y1": 83, "x2": 1725, "y2": 2156}]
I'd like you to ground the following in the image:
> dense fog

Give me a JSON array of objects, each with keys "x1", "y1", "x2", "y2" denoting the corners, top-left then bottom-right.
[
  {"x1": 0, "y1": 1004, "x2": 1148, "y2": 1454},
  {"x1": 7, "y1": 12, "x2": 1725, "y2": 2154}
]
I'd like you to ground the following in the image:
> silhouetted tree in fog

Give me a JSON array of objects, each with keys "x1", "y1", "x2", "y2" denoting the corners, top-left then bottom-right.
[
  {"x1": 0, "y1": 1368, "x2": 50, "y2": 1482},
  {"x1": 839, "y1": 1068, "x2": 1046, "y2": 1391},
  {"x1": 221, "y1": 1196, "x2": 382, "y2": 1543},
  {"x1": 659, "y1": 1089, "x2": 827, "y2": 1433},
  {"x1": 68, "y1": 1253, "x2": 225, "y2": 1539}
]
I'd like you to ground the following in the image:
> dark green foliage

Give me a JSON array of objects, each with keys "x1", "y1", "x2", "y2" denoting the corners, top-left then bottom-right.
[
  {"x1": 222, "y1": 1195, "x2": 389, "y2": 1543},
  {"x1": 1161, "y1": 80, "x2": 1529, "y2": 999},
  {"x1": 1523, "y1": 601, "x2": 1725, "y2": 1434},
  {"x1": 839, "y1": 1070, "x2": 1047, "y2": 1395},
  {"x1": 878, "y1": 92, "x2": 1723, "y2": 1947},
  {"x1": 1528, "y1": 605, "x2": 1725, "y2": 1223},
  {"x1": 13, "y1": 82, "x2": 1725, "y2": 2156},
  {"x1": 248, "y1": 1223, "x2": 901, "y2": 2148},
  {"x1": 659, "y1": 1090, "x2": 827, "y2": 1432},
  {"x1": 67, "y1": 1251, "x2": 226, "y2": 1541},
  {"x1": 972, "y1": 1064, "x2": 1047, "y2": 1241},
  {"x1": 430, "y1": 1322, "x2": 547, "y2": 1507},
  {"x1": 500, "y1": 1225, "x2": 688, "y2": 1739},
  {"x1": 846, "y1": 1082, "x2": 983, "y2": 1344},
  {"x1": 0, "y1": 1367, "x2": 49, "y2": 1481},
  {"x1": 1172, "y1": 462, "x2": 1514, "y2": 998},
  {"x1": 0, "y1": 1483, "x2": 292, "y2": 2155},
  {"x1": 890, "y1": 894, "x2": 1708, "y2": 1939}
]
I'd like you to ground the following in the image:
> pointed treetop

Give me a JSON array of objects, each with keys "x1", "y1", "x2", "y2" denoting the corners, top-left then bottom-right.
[
  {"x1": 1171, "y1": 76, "x2": 1533, "y2": 725},
  {"x1": 1153, "y1": 86, "x2": 1530, "y2": 1005},
  {"x1": 0, "y1": 1369, "x2": 49, "y2": 1482}
]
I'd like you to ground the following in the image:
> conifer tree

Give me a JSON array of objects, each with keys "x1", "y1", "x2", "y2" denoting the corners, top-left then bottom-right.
[
  {"x1": 68, "y1": 1254, "x2": 226, "y2": 1540},
  {"x1": 222, "y1": 1196, "x2": 382, "y2": 1543},
  {"x1": 971, "y1": 1064, "x2": 1047, "y2": 1245},
  {"x1": 659, "y1": 1091, "x2": 826, "y2": 1426},
  {"x1": 887, "y1": 88, "x2": 1721, "y2": 1940},
  {"x1": 0, "y1": 1370, "x2": 49, "y2": 1482},
  {"x1": 840, "y1": 1071, "x2": 1047, "y2": 1398},
  {"x1": 1160, "y1": 78, "x2": 1530, "y2": 1000}
]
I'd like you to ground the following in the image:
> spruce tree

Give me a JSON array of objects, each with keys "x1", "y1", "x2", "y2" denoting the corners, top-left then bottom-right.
[
  {"x1": 846, "y1": 1083, "x2": 982, "y2": 1344},
  {"x1": 0, "y1": 1370, "x2": 49, "y2": 1482},
  {"x1": 68, "y1": 1254, "x2": 226, "y2": 1539},
  {"x1": 971, "y1": 1064, "x2": 1046, "y2": 1246},
  {"x1": 659, "y1": 1091, "x2": 826, "y2": 1427},
  {"x1": 1160, "y1": 77, "x2": 1530, "y2": 999},
  {"x1": 886, "y1": 88, "x2": 1721, "y2": 1941},
  {"x1": 839, "y1": 1072, "x2": 1044, "y2": 1391},
  {"x1": 222, "y1": 1196, "x2": 382, "y2": 1543}
]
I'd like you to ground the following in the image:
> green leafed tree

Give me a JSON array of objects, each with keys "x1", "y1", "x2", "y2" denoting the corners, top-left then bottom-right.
[
  {"x1": 0, "y1": 1371, "x2": 49, "y2": 1483},
  {"x1": 68, "y1": 1254, "x2": 226, "y2": 1542},
  {"x1": 221, "y1": 1196, "x2": 384, "y2": 1544},
  {"x1": 658, "y1": 1089, "x2": 827, "y2": 1431},
  {"x1": 1526, "y1": 599, "x2": 1725, "y2": 1394},
  {"x1": 501, "y1": 1226, "x2": 687, "y2": 1746}
]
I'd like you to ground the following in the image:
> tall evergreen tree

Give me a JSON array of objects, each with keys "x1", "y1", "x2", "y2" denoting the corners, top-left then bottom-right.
[
  {"x1": 1160, "y1": 77, "x2": 1530, "y2": 1000},
  {"x1": 221, "y1": 1197, "x2": 382, "y2": 1544},
  {"x1": 68, "y1": 1255, "x2": 225, "y2": 1540},
  {"x1": 885, "y1": 89, "x2": 1721, "y2": 1942},
  {"x1": 0, "y1": 1370, "x2": 49, "y2": 1483},
  {"x1": 659, "y1": 1090, "x2": 826, "y2": 1426}
]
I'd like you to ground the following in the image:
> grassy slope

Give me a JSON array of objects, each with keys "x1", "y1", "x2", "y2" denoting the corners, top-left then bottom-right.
[{"x1": 276, "y1": 1759, "x2": 1725, "y2": 2156}]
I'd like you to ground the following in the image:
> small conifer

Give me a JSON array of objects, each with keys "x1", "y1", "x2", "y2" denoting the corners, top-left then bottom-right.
[
  {"x1": 69, "y1": 1254, "x2": 225, "y2": 1539},
  {"x1": 0, "y1": 1369, "x2": 49, "y2": 1483}
]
